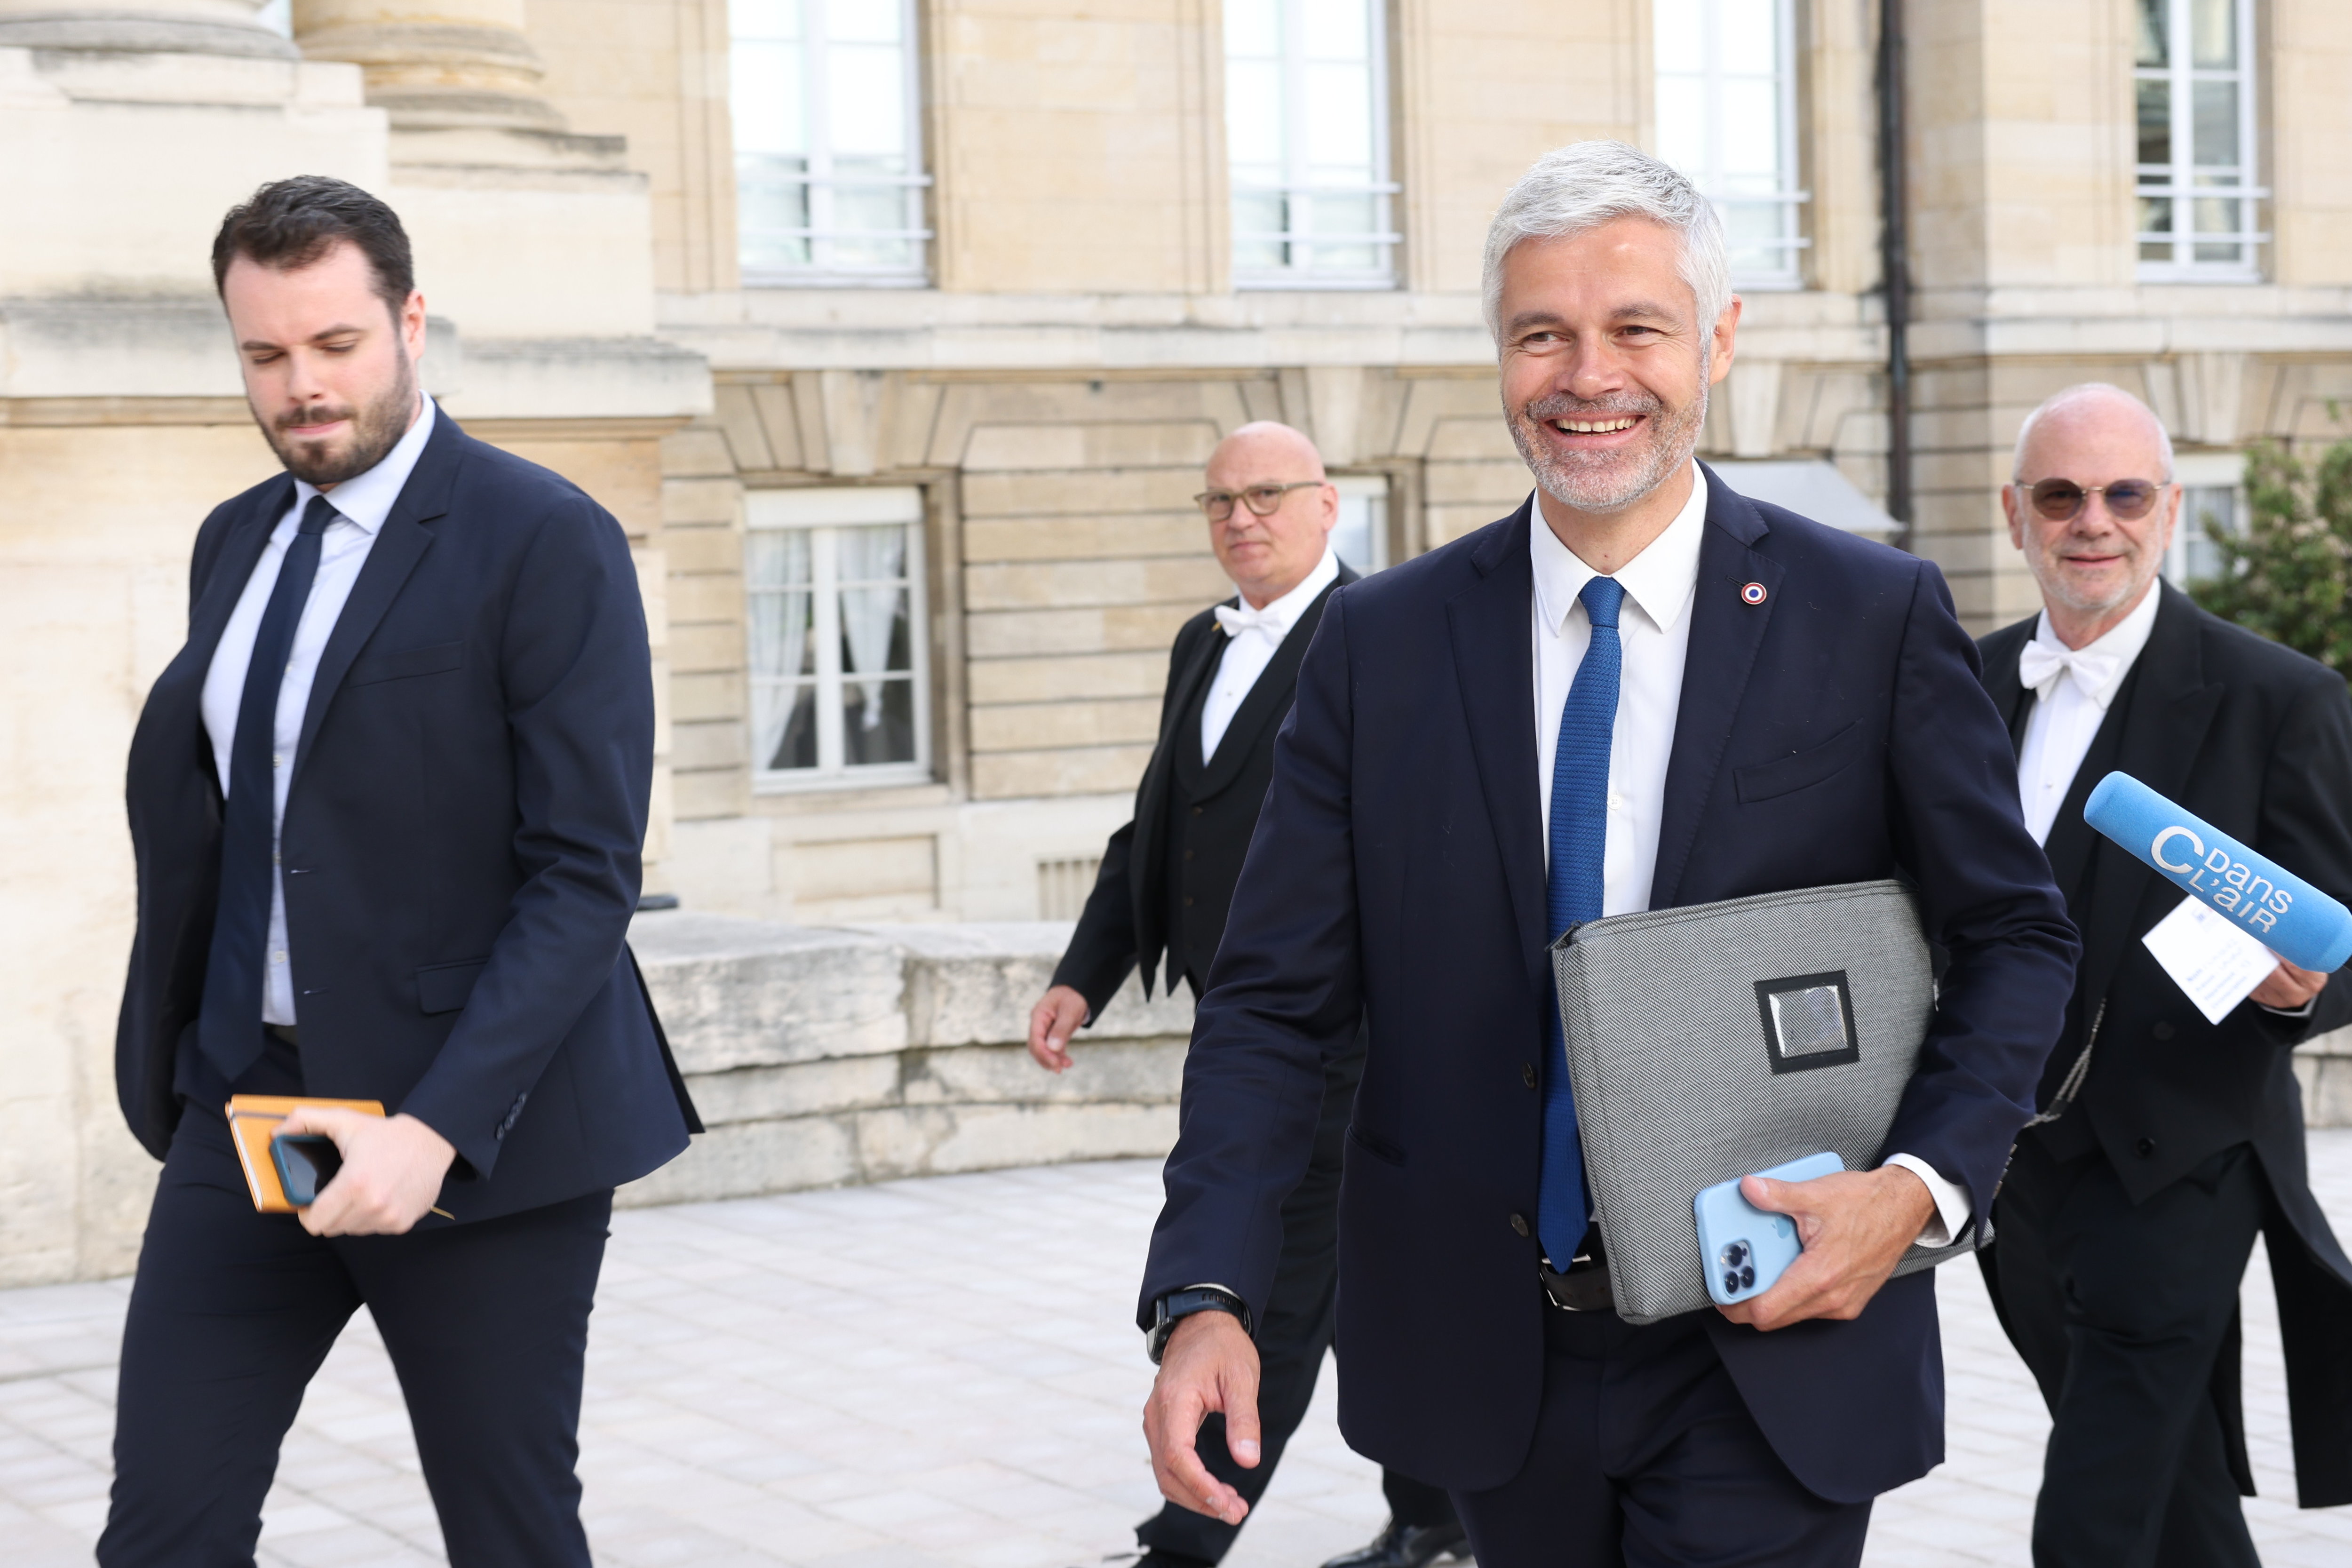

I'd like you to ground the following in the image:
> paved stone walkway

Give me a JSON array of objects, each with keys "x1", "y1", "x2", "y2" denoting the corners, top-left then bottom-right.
[{"x1": 6, "y1": 1135, "x2": 2351, "y2": 1567}]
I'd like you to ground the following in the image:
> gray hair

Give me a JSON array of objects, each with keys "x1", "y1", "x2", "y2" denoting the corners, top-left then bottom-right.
[
  {"x1": 2011, "y1": 383, "x2": 2177, "y2": 482},
  {"x1": 1481, "y1": 141, "x2": 1732, "y2": 342}
]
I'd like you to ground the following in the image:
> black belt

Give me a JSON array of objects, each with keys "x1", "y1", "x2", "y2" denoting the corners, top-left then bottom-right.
[{"x1": 1539, "y1": 1240, "x2": 1614, "y2": 1313}]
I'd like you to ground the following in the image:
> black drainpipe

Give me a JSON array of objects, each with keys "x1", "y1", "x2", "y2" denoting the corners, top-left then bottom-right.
[{"x1": 1877, "y1": 0, "x2": 1914, "y2": 548}]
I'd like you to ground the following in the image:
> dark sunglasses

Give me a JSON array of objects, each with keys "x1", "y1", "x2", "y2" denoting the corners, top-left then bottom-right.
[{"x1": 2020, "y1": 477, "x2": 2165, "y2": 522}]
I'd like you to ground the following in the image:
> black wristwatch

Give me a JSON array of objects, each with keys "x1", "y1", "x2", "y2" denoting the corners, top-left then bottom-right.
[{"x1": 1145, "y1": 1286, "x2": 1252, "y2": 1364}]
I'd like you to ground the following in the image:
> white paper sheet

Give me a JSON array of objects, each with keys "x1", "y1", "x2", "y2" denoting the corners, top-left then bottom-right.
[{"x1": 2140, "y1": 897, "x2": 2281, "y2": 1025}]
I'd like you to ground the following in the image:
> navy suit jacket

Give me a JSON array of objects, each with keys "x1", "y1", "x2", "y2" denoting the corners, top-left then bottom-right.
[
  {"x1": 1141, "y1": 468, "x2": 2078, "y2": 1503},
  {"x1": 117, "y1": 409, "x2": 697, "y2": 1223}
]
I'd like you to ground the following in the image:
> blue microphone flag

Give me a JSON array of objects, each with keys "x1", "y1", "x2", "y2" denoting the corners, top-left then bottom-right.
[{"x1": 2083, "y1": 771, "x2": 2352, "y2": 974}]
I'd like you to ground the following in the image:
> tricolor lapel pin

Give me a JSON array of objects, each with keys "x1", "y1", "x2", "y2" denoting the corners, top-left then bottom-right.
[{"x1": 1740, "y1": 581, "x2": 1768, "y2": 605}]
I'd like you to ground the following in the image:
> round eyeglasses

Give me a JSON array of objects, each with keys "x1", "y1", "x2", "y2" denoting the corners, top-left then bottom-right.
[
  {"x1": 2020, "y1": 477, "x2": 2165, "y2": 522},
  {"x1": 1194, "y1": 480, "x2": 1324, "y2": 522}
]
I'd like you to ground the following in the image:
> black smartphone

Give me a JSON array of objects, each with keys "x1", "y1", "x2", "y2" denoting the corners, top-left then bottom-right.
[{"x1": 271, "y1": 1133, "x2": 343, "y2": 1207}]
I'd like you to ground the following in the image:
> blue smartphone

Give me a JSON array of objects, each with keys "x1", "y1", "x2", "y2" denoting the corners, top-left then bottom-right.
[{"x1": 1693, "y1": 1150, "x2": 1845, "y2": 1306}]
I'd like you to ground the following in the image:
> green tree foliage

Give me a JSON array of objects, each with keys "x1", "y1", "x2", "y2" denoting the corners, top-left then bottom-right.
[{"x1": 2190, "y1": 437, "x2": 2352, "y2": 683}]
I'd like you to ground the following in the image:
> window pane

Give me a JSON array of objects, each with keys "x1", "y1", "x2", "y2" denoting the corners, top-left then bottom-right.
[
  {"x1": 2180, "y1": 486, "x2": 2235, "y2": 581},
  {"x1": 1299, "y1": 0, "x2": 1367, "y2": 59},
  {"x1": 2136, "y1": 78, "x2": 2170, "y2": 167},
  {"x1": 1302, "y1": 60, "x2": 1374, "y2": 175},
  {"x1": 1717, "y1": 0, "x2": 1778, "y2": 72},
  {"x1": 1225, "y1": 0, "x2": 1278, "y2": 57},
  {"x1": 1225, "y1": 58, "x2": 1285, "y2": 170},
  {"x1": 1232, "y1": 191, "x2": 1287, "y2": 270},
  {"x1": 1653, "y1": 75, "x2": 1709, "y2": 175},
  {"x1": 1653, "y1": 0, "x2": 1703, "y2": 72},
  {"x1": 759, "y1": 685, "x2": 819, "y2": 770},
  {"x1": 829, "y1": 43, "x2": 906, "y2": 158},
  {"x1": 828, "y1": 0, "x2": 899, "y2": 44},
  {"x1": 2191, "y1": 80, "x2": 2237, "y2": 167},
  {"x1": 842, "y1": 677, "x2": 917, "y2": 765},
  {"x1": 2137, "y1": 0, "x2": 2167, "y2": 67},
  {"x1": 2191, "y1": 0, "x2": 2235, "y2": 69},
  {"x1": 1718, "y1": 79, "x2": 1781, "y2": 184}
]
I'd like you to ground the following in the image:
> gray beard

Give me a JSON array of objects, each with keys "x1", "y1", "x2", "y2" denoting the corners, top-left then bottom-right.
[{"x1": 1508, "y1": 379, "x2": 1709, "y2": 516}]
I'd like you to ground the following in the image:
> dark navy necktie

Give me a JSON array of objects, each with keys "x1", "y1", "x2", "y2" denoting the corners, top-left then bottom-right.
[
  {"x1": 197, "y1": 494, "x2": 336, "y2": 1082},
  {"x1": 1538, "y1": 573, "x2": 1624, "y2": 1268}
]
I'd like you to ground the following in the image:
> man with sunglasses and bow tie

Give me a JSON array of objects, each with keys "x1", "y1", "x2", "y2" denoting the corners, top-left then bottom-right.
[
  {"x1": 1028, "y1": 421, "x2": 1466, "y2": 1568},
  {"x1": 1977, "y1": 382, "x2": 2352, "y2": 1567}
]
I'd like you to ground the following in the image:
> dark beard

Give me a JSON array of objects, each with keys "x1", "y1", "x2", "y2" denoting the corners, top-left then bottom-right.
[{"x1": 259, "y1": 354, "x2": 418, "y2": 487}]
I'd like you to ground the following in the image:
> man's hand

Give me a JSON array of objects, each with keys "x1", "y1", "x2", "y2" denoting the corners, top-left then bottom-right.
[
  {"x1": 272, "y1": 1107, "x2": 457, "y2": 1237},
  {"x1": 1142, "y1": 1310, "x2": 1261, "y2": 1524},
  {"x1": 2251, "y1": 959, "x2": 2328, "y2": 1012},
  {"x1": 1716, "y1": 1165, "x2": 1937, "y2": 1332},
  {"x1": 1027, "y1": 985, "x2": 1090, "y2": 1073}
]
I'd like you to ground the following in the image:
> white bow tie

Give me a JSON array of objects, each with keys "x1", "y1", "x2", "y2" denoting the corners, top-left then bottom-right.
[
  {"x1": 1213, "y1": 602, "x2": 1285, "y2": 641},
  {"x1": 2018, "y1": 636, "x2": 2124, "y2": 706}
]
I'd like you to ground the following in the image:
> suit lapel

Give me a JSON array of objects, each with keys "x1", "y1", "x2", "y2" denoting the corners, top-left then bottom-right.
[
  {"x1": 1193, "y1": 568, "x2": 1354, "y2": 798},
  {"x1": 2074, "y1": 585, "x2": 2225, "y2": 1015},
  {"x1": 1446, "y1": 503, "x2": 1547, "y2": 982},
  {"x1": 1980, "y1": 620, "x2": 2034, "y2": 748},
  {"x1": 289, "y1": 417, "x2": 463, "y2": 787},
  {"x1": 148, "y1": 479, "x2": 293, "y2": 780},
  {"x1": 1650, "y1": 469, "x2": 1781, "y2": 909}
]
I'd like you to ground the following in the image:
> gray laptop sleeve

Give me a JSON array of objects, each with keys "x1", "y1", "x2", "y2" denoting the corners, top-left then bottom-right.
[{"x1": 1549, "y1": 878, "x2": 1980, "y2": 1324}]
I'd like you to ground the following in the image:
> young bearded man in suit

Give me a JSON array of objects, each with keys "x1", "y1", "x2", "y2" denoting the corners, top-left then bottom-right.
[
  {"x1": 1029, "y1": 421, "x2": 1466, "y2": 1568},
  {"x1": 1133, "y1": 141, "x2": 2079, "y2": 1568},
  {"x1": 104, "y1": 177, "x2": 699, "y2": 1567},
  {"x1": 1975, "y1": 383, "x2": 2352, "y2": 1567}
]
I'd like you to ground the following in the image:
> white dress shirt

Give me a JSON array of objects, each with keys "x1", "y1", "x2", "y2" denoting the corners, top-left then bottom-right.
[
  {"x1": 1529, "y1": 467, "x2": 1972, "y2": 1246},
  {"x1": 2014, "y1": 584, "x2": 2161, "y2": 845},
  {"x1": 200, "y1": 395, "x2": 436, "y2": 1026},
  {"x1": 1202, "y1": 543, "x2": 1340, "y2": 761}
]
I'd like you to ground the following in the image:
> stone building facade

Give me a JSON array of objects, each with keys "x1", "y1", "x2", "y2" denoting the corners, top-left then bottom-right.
[{"x1": 5, "y1": 0, "x2": 2351, "y2": 1282}]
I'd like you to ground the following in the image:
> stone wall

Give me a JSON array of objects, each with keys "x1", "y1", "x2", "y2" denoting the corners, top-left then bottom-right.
[
  {"x1": 2296, "y1": 1027, "x2": 2352, "y2": 1130},
  {"x1": 618, "y1": 912, "x2": 1191, "y2": 1206}
]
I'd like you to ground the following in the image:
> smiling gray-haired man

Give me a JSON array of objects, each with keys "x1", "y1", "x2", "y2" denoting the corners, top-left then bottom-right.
[{"x1": 1129, "y1": 141, "x2": 2074, "y2": 1568}]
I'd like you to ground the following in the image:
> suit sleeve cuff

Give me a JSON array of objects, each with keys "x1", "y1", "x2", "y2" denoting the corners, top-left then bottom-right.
[
  {"x1": 1883, "y1": 1154, "x2": 1972, "y2": 1249},
  {"x1": 2258, "y1": 995, "x2": 2319, "y2": 1019}
]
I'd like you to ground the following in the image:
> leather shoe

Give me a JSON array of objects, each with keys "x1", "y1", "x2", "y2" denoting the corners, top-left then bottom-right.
[{"x1": 1318, "y1": 1517, "x2": 1470, "y2": 1568}]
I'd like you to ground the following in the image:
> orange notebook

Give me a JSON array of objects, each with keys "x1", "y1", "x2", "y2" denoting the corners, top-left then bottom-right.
[{"x1": 224, "y1": 1095, "x2": 384, "y2": 1212}]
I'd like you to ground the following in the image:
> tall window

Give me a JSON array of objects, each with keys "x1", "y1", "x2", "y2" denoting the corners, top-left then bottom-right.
[
  {"x1": 1653, "y1": 0, "x2": 1806, "y2": 289},
  {"x1": 730, "y1": 0, "x2": 929, "y2": 284},
  {"x1": 1329, "y1": 475, "x2": 1391, "y2": 573},
  {"x1": 1225, "y1": 0, "x2": 1398, "y2": 288},
  {"x1": 2164, "y1": 454, "x2": 2246, "y2": 585},
  {"x1": 2136, "y1": 0, "x2": 2262, "y2": 280},
  {"x1": 746, "y1": 487, "x2": 930, "y2": 788}
]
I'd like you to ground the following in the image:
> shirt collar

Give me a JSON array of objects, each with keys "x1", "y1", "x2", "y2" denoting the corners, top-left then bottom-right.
[
  {"x1": 290, "y1": 394, "x2": 436, "y2": 536},
  {"x1": 1530, "y1": 462, "x2": 1710, "y2": 637},
  {"x1": 2025, "y1": 580, "x2": 2162, "y2": 709},
  {"x1": 1226, "y1": 542, "x2": 1341, "y2": 631}
]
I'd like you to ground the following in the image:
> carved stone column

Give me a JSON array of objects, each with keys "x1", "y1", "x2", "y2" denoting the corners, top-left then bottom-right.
[
  {"x1": 0, "y1": 0, "x2": 294, "y2": 57},
  {"x1": 293, "y1": 0, "x2": 560, "y2": 131}
]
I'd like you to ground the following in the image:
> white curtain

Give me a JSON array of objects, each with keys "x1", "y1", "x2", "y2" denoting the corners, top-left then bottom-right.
[
  {"x1": 836, "y1": 525, "x2": 906, "y2": 730},
  {"x1": 747, "y1": 530, "x2": 811, "y2": 768}
]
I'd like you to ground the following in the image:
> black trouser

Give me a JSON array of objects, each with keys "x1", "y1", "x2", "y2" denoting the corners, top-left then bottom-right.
[
  {"x1": 101, "y1": 1038, "x2": 612, "y2": 1568},
  {"x1": 1138, "y1": 1018, "x2": 1458, "y2": 1564},
  {"x1": 1450, "y1": 1305, "x2": 1870, "y2": 1568},
  {"x1": 1983, "y1": 1133, "x2": 2265, "y2": 1568}
]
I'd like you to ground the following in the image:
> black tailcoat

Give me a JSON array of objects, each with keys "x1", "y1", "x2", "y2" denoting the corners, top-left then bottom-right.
[
  {"x1": 1052, "y1": 565, "x2": 1356, "y2": 1013},
  {"x1": 1979, "y1": 581, "x2": 2352, "y2": 1507}
]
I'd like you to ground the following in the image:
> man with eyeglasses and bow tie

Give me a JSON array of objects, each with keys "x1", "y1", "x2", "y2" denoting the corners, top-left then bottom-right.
[
  {"x1": 1976, "y1": 382, "x2": 2352, "y2": 1566},
  {"x1": 1028, "y1": 421, "x2": 1466, "y2": 1568}
]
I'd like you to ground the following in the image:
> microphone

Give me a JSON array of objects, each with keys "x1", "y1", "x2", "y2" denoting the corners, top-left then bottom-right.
[{"x1": 2083, "y1": 772, "x2": 2352, "y2": 974}]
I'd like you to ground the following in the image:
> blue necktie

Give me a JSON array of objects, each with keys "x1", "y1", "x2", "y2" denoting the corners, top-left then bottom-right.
[
  {"x1": 1538, "y1": 574, "x2": 1624, "y2": 1267},
  {"x1": 198, "y1": 495, "x2": 336, "y2": 1082}
]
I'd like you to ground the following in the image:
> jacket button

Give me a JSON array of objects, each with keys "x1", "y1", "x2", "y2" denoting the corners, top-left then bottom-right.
[
  {"x1": 2153, "y1": 1021, "x2": 2175, "y2": 1040},
  {"x1": 1191, "y1": 806, "x2": 1204, "y2": 816},
  {"x1": 1183, "y1": 896, "x2": 1195, "y2": 907},
  {"x1": 1184, "y1": 849, "x2": 1194, "y2": 861},
  {"x1": 1509, "y1": 1213, "x2": 1531, "y2": 1237},
  {"x1": 2136, "y1": 1137, "x2": 2156, "y2": 1157},
  {"x1": 1521, "y1": 1062, "x2": 1538, "y2": 1090}
]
